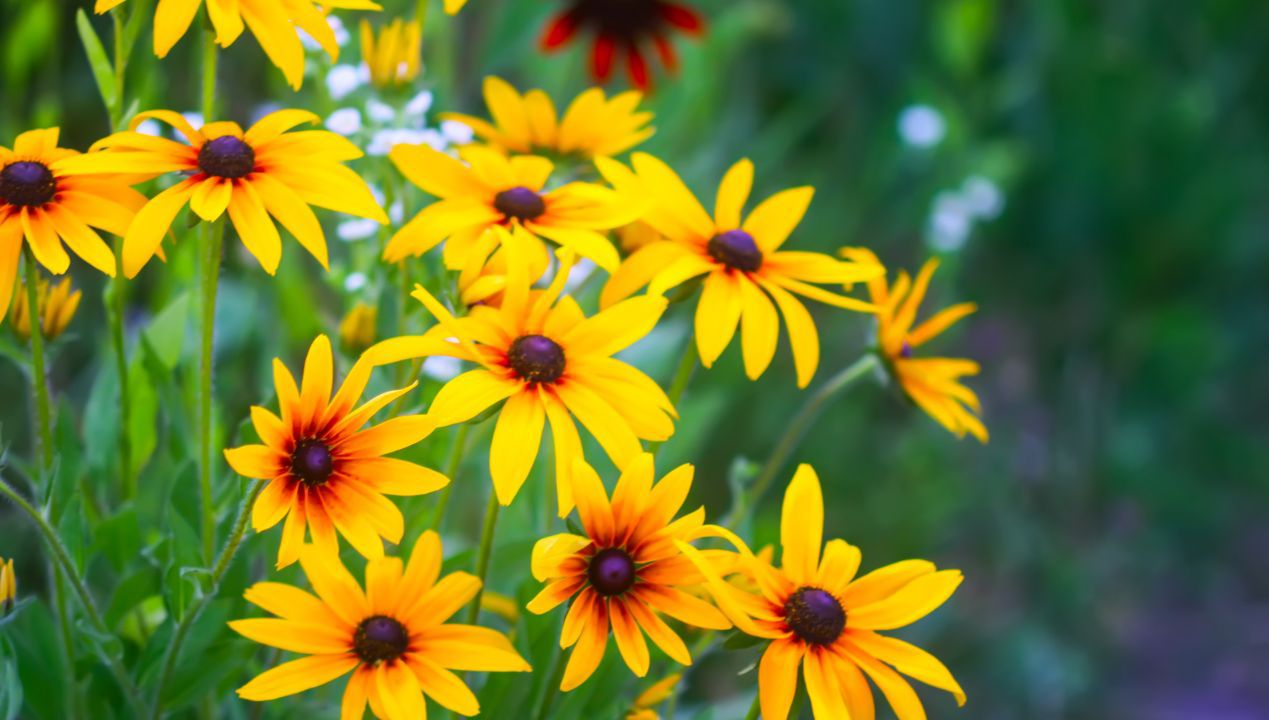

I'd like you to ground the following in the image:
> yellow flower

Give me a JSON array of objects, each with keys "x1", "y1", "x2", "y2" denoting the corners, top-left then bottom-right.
[
  {"x1": 382, "y1": 143, "x2": 640, "y2": 275},
  {"x1": 9, "y1": 276, "x2": 81, "y2": 342},
  {"x1": 0, "y1": 556, "x2": 14, "y2": 612},
  {"x1": 598, "y1": 154, "x2": 883, "y2": 387},
  {"x1": 367, "y1": 236, "x2": 675, "y2": 514},
  {"x1": 59, "y1": 109, "x2": 387, "y2": 278},
  {"x1": 339, "y1": 302, "x2": 378, "y2": 354},
  {"x1": 842, "y1": 247, "x2": 987, "y2": 442},
  {"x1": 458, "y1": 238, "x2": 550, "y2": 307},
  {"x1": 0, "y1": 127, "x2": 146, "y2": 321},
  {"x1": 527, "y1": 455, "x2": 730, "y2": 690},
  {"x1": 626, "y1": 673, "x2": 681, "y2": 719},
  {"x1": 479, "y1": 591, "x2": 521, "y2": 625},
  {"x1": 680, "y1": 466, "x2": 966, "y2": 720},
  {"x1": 444, "y1": 0, "x2": 467, "y2": 13},
  {"x1": 231, "y1": 534, "x2": 531, "y2": 715},
  {"x1": 224, "y1": 335, "x2": 448, "y2": 568},
  {"x1": 442, "y1": 76, "x2": 654, "y2": 160},
  {"x1": 94, "y1": 0, "x2": 383, "y2": 89},
  {"x1": 360, "y1": 18, "x2": 422, "y2": 88}
]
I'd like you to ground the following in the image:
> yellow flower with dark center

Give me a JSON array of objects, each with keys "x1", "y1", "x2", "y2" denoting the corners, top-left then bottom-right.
[
  {"x1": 0, "y1": 127, "x2": 146, "y2": 321},
  {"x1": 0, "y1": 556, "x2": 14, "y2": 613},
  {"x1": 230, "y1": 534, "x2": 531, "y2": 715},
  {"x1": 842, "y1": 247, "x2": 988, "y2": 442},
  {"x1": 360, "y1": 18, "x2": 422, "y2": 88},
  {"x1": 598, "y1": 154, "x2": 883, "y2": 387},
  {"x1": 680, "y1": 465, "x2": 966, "y2": 720},
  {"x1": 442, "y1": 76, "x2": 654, "y2": 159},
  {"x1": 94, "y1": 0, "x2": 382, "y2": 89},
  {"x1": 527, "y1": 454, "x2": 730, "y2": 690},
  {"x1": 59, "y1": 109, "x2": 387, "y2": 278},
  {"x1": 339, "y1": 302, "x2": 378, "y2": 354},
  {"x1": 224, "y1": 335, "x2": 448, "y2": 569},
  {"x1": 625, "y1": 673, "x2": 681, "y2": 719},
  {"x1": 367, "y1": 236, "x2": 674, "y2": 514},
  {"x1": 9, "y1": 276, "x2": 81, "y2": 342},
  {"x1": 382, "y1": 143, "x2": 640, "y2": 275}
]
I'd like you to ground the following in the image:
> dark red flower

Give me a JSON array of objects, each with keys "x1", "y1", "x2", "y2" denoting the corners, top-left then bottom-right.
[{"x1": 540, "y1": 0, "x2": 706, "y2": 90}]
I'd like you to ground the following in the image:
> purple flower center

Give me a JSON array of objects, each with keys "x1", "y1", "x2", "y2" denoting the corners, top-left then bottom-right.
[
  {"x1": 707, "y1": 229, "x2": 763, "y2": 272},
  {"x1": 507, "y1": 334, "x2": 566, "y2": 384},
  {"x1": 353, "y1": 615, "x2": 409, "y2": 663},
  {"x1": 784, "y1": 587, "x2": 846, "y2": 645},
  {"x1": 198, "y1": 136, "x2": 255, "y2": 179},
  {"x1": 290, "y1": 439, "x2": 333, "y2": 486},
  {"x1": 900, "y1": 341, "x2": 913, "y2": 358},
  {"x1": 493, "y1": 186, "x2": 546, "y2": 221},
  {"x1": 587, "y1": 548, "x2": 636, "y2": 596},
  {"x1": 0, "y1": 161, "x2": 56, "y2": 207}
]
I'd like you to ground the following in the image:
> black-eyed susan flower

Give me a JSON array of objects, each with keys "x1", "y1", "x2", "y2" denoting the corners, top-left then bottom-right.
[
  {"x1": 9, "y1": 276, "x2": 81, "y2": 342},
  {"x1": 339, "y1": 302, "x2": 378, "y2": 354},
  {"x1": 442, "y1": 76, "x2": 654, "y2": 160},
  {"x1": 540, "y1": 0, "x2": 705, "y2": 89},
  {"x1": 842, "y1": 247, "x2": 988, "y2": 442},
  {"x1": 0, "y1": 556, "x2": 14, "y2": 613},
  {"x1": 367, "y1": 236, "x2": 674, "y2": 514},
  {"x1": 626, "y1": 673, "x2": 681, "y2": 719},
  {"x1": 680, "y1": 465, "x2": 966, "y2": 720},
  {"x1": 382, "y1": 143, "x2": 639, "y2": 274},
  {"x1": 224, "y1": 335, "x2": 447, "y2": 568},
  {"x1": 360, "y1": 18, "x2": 422, "y2": 89},
  {"x1": 59, "y1": 109, "x2": 386, "y2": 278},
  {"x1": 231, "y1": 534, "x2": 531, "y2": 715},
  {"x1": 527, "y1": 454, "x2": 730, "y2": 690},
  {"x1": 0, "y1": 127, "x2": 146, "y2": 321},
  {"x1": 599, "y1": 154, "x2": 883, "y2": 387},
  {"x1": 94, "y1": 0, "x2": 382, "y2": 89}
]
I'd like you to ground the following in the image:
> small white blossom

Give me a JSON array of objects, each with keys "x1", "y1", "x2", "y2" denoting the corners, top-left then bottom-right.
[
  {"x1": 898, "y1": 104, "x2": 946, "y2": 149},
  {"x1": 337, "y1": 219, "x2": 380, "y2": 242},
  {"x1": 366, "y1": 99, "x2": 396, "y2": 123},
  {"x1": 423, "y1": 356, "x2": 463, "y2": 382},
  {"x1": 440, "y1": 119, "x2": 474, "y2": 145},
  {"x1": 181, "y1": 112, "x2": 205, "y2": 130},
  {"x1": 344, "y1": 272, "x2": 368, "y2": 292},
  {"x1": 961, "y1": 175, "x2": 1005, "y2": 220},
  {"x1": 135, "y1": 119, "x2": 162, "y2": 137},
  {"x1": 405, "y1": 90, "x2": 434, "y2": 118},
  {"x1": 927, "y1": 191, "x2": 973, "y2": 252},
  {"x1": 326, "y1": 64, "x2": 365, "y2": 101},
  {"x1": 326, "y1": 108, "x2": 362, "y2": 136}
]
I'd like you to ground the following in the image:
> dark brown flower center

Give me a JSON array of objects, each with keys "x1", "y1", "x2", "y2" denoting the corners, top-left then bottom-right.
[
  {"x1": 562, "y1": 0, "x2": 666, "y2": 40},
  {"x1": 587, "y1": 548, "x2": 636, "y2": 596},
  {"x1": 493, "y1": 186, "x2": 546, "y2": 222},
  {"x1": 784, "y1": 587, "x2": 845, "y2": 645},
  {"x1": 198, "y1": 136, "x2": 255, "y2": 179},
  {"x1": 507, "y1": 334, "x2": 565, "y2": 384},
  {"x1": 707, "y1": 229, "x2": 763, "y2": 272},
  {"x1": 353, "y1": 615, "x2": 409, "y2": 663},
  {"x1": 900, "y1": 341, "x2": 913, "y2": 358},
  {"x1": 290, "y1": 439, "x2": 333, "y2": 486},
  {"x1": 0, "y1": 161, "x2": 56, "y2": 207}
]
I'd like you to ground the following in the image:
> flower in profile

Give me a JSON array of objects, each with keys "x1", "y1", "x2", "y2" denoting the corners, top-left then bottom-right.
[
  {"x1": 231, "y1": 533, "x2": 531, "y2": 714},
  {"x1": 626, "y1": 673, "x2": 681, "y2": 719},
  {"x1": 59, "y1": 109, "x2": 386, "y2": 278},
  {"x1": 339, "y1": 301, "x2": 378, "y2": 354},
  {"x1": 0, "y1": 127, "x2": 146, "y2": 321},
  {"x1": 527, "y1": 455, "x2": 730, "y2": 690},
  {"x1": 0, "y1": 556, "x2": 14, "y2": 613},
  {"x1": 367, "y1": 236, "x2": 674, "y2": 514},
  {"x1": 842, "y1": 247, "x2": 987, "y2": 442},
  {"x1": 540, "y1": 0, "x2": 705, "y2": 89},
  {"x1": 599, "y1": 154, "x2": 883, "y2": 387},
  {"x1": 360, "y1": 18, "x2": 422, "y2": 89},
  {"x1": 680, "y1": 465, "x2": 966, "y2": 720},
  {"x1": 442, "y1": 76, "x2": 654, "y2": 160},
  {"x1": 224, "y1": 335, "x2": 447, "y2": 568},
  {"x1": 9, "y1": 276, "x2": 81, "y2": 342},
  {"x1": 94, "y1": 0, "x2": 383, "y2": 89},
  {"x1": 382, "y1": 143, "x2": 639, "y2": 274}
]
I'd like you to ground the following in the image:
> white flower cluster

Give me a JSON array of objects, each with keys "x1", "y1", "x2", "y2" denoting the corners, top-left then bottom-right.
[{"x1": 927, "y1": 175, "x2": 1005, "y2": 252}]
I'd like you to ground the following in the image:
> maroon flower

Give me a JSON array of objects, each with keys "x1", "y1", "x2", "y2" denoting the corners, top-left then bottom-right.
[{"x1": 540, "y1": 0, "x2": 706, "y2": 89}]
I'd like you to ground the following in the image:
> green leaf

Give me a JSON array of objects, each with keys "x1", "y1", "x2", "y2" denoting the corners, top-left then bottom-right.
[
  {"x1": 93, "y1": 505, "x2": 142, "y2": 572},
  {"x1": 75, "y1": 9, "x2": 116, "y2": 112},
  {"x1": 142, "y1": 292, "x2": 191, "y2": 370}
]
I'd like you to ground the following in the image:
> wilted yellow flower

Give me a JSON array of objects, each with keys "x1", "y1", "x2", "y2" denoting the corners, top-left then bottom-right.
[
  {"x1": 338, "y1": 302, "x2": 377, "y2": 354},
  {"x1": 9, "y1": 276, "x2": 81, "y2": 342},
  {"x1": 0, "y1": 557, "x2": 14, "y2": 612},
  {"x1": 360, "y1": 18, "x2": 422, "y2": 88}
]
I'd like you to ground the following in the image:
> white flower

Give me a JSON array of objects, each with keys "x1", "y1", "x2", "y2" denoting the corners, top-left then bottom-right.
[
  {"x1": 405, "y1": 90, "x2": 434, "y2": 118},
  {"x1": 927, "y1": 191, "x2": 973, "y2": 252},
  {"x1": 344, "y1": 272, "x2": 368, "y2": 292},
  {"x1": 366, "y1": 99, "x2": 396, "y2": 123},
  {"x1": 181, "y1": 112, "x2": 205, "y2": 131},
  {"x1": 326, "y1": 108, "x2": 362, "y2": 136},
  {"x1": 423, "y1": 356, "x2": 463, "y2": 382},
  {"x1": 389, "y1": 200, "x2": 405, "y2": 224},
  {"x1": 326, "y1": 64, "x2": 365, "y2": 101},
  {"x1": 135, "y1": 119, "x2": 162, "y2": 137},
  {"x1": 898, "y1": 104, "x2": 946, "y2": 149},
  {"x1": 329, "y1": 16, "x2": 349, "y2": 47},
  {"x1": 961, "y1": 175, "x2": 1005, "y2": 220},
  {"x1": 367, "y1": 128, "x2": 439, "y2": 156},
  {"x1": 440, "y1": 119, "x2": 474, "y2": 145},
  {"x1": 337, "y1": 219, "x2": 380, "y2": 242},
  {"x1": 250, "y1": 102, "x2": 283, "y2": 126}
]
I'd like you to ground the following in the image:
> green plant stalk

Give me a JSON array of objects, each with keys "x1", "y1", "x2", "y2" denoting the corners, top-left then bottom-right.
[
  {"x1": 650, "y1": 336, "x2": 698, "y2": 455},
  {"x1": 533, "y1": 645, "x2": 569, "y2": 720},
  {"x1": 464, "y1": 492, "x2": 501, "y2": 624},
  {"x1": 149, "y1": 481, "x2": 264, "y2": 720},
  {"x1": 197, "y1": 221, "x2": 225, "y2": 564},
  {"x1": 429, "y1": 423, "x2": 471, "y2": 531},
  {"x1": 743, "y1": 692, "x2": 761, "y2": 720},
  {"x1": 0, "y1": 476, "x2": 147, "y2": 717},
  {"x1": 108, "y1": 241, "x2": 134, "y2": 498},
  {"x1": 201, "y1": 25, "x2": 217, "y2": 119}
]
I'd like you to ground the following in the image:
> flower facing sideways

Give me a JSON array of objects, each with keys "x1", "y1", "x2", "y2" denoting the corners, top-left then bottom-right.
[
  {"x1": 361, "y1": 18, "x2": 422, "y2": 89},
  {"x1": 59, "y1": 109, "x2": 386, "y2": 278},
  {"x1": 231, "y1": 535, "x2": 531, "y2": 718},
  {"x1": 224, "y1": 335, "x2": 448, "y2": 568},
  {"x1": 527, "y1": 455, "x2": 730, "y2": 690},
  {"x1": 680, "y1": 465, "x2": 966, "y2": 720},
  {"x1": 0, "y1": 556, "x2": 14, "y2": 613},
  {"x1": 9, "y1": 276, "x2": 81, "y2": 342}
]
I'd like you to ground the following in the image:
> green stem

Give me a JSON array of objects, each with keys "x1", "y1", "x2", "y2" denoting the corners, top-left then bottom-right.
[
  {"x1": 533, "y1": 646, "x2": 568, "y2": 720},
  {"x1": 108, "y1": 239, "x2": 134, "y2": 499},
  {"x1": 650, "y1": 336, "x2": 698, "y2": 455},
  {"x1": 149, "y1": 481, "x2": 264, "y2": 720},
  {"x1": 463, "y1": 491, "x2": 501, "y2": 624},
  {"x1": 743, "y1": 692, "x2": 761, "y2": 720},
  {"x1": 51, "y1": 561, "x2": 83, "y2": 719},
  {"x1": 429, "y1": 423, "x2": 470, "y2": 531},
  {"x1": 23, "y1": 251, "x2": 53, "y2": 479},
  {"x1": 0, "y1": 476, "x2": 147, "y2": 717},
  {"x1": 197, "y1": 222, "x2": 224, "y2": 563},
  {"x1": 200, "y1": 26, "x2": 217, "y2": 120},
  {"x1": 110, "y1": 10, "x2": 126, "y2": 129}
]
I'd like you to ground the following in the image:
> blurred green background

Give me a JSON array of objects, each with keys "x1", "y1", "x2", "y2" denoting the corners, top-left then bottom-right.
[{"x1": 3, "y1": 0, "x2": 1269, "y2": 718}]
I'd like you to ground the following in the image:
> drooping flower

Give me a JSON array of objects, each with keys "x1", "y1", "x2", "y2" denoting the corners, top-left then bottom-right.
[
  {"x1": 9, "y1": 276, "x2": 81, "y2": 342},
  {"x1": 442, "y1": 76, "x2": 654, "y2": 160},
  {"x1": 599, "y1": 154, "x2": 883, "y2": 387},
  {"x1": 842, "y1": 247, "x2": 988, "y2": 442},
  {"x1": 360, "y1": 18, "x2": 422, "y2": 89},
  {"x1": 231, "y1": 534, "x2": 531, "y2": 716},
  {"x1": 58, "y1": 109, "x2": 386, "y2": 278},
  {"x1": 0, "y1": 556, "x2": 14, "y2": 613},
  {"x1": 0, "y1": 127, "x2": 146, "y2": 321},
  {"x1": 527, "y1": 454, "x2": 730, "y2": 690},
  {"x1": 224, "y1": 335, "x2": 447, "y2": 568},
  {"x1": 540, "y1": 0, "x2": 706, "y2": 89},
  {"x1": 382, "y1": 143, "x2": 639, "y2": 275},
  {"x1": 94, "y1": 0, "x2": 383, "y2": 89},
  {"x1": 680, "y1": 465, "x2": 966, "y2": 720},
  {"x1": 339, "y1": 301, "x2": 378, "y2": 354},
  {"x1": 367, "y1": 235, "x2": 674, "y2": 514}
]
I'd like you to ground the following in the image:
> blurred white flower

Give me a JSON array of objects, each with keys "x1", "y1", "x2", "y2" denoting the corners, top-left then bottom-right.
[
  {"x1": 366, "y1": 99, "x2": 396, "y2": 123},
  {"x1": 344, "y1": 272, "x2": 368, "y2": 292},
  {"x1": 329, "y1": 16, "x2": 349, "y2": 46},
  {"x1": 961, "y1": 175, "x2": 1005, "y2": 220},
  {"x1": 440, "y1": 119, "x2": 474, "y2": 145},
  {"x1": 405, "y1": 90, "x2": 434, "y2": 118},
  {"x1": 927, "y1": 191, "x2": 973, "y2": 252},
  {"x1": 367, "y1": 128, "x2": 445, "y2": 156},
  {"x1": 326, "y1": 107, "x2": 362, "y2": 136},
  {"x1": 423, "y1": 356, "x2": 463, "y2": 382},
  {"x1": 898, "y1": 104, "x2": 946, "y2": 149},
  {"x1": 337, "y1": 219, "x2": 380, "y2": 242},
  {"x1": 326, "y1": 64, "x2": 365, "y2": 100},
  {"x1": 182, "y1": 112, "x2": 205, "y2": 130},
  {"x1": 135, "y1": 119, "x2": 162, "y2": 136},
  {"x1": 389, "y1": 200, "x2": 405, "y2": 224}
]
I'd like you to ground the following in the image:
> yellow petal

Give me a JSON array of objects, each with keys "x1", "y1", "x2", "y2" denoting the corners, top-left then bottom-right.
[
  {"x1": 779, "y1": 464, "x2": 823, "y2": 585},
  {"x1": 758, "y1": 639, "x2": 804, "y2": 720},
  {"x1": 236, "y1": 653, "x2": 359, "y2": 702}
]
